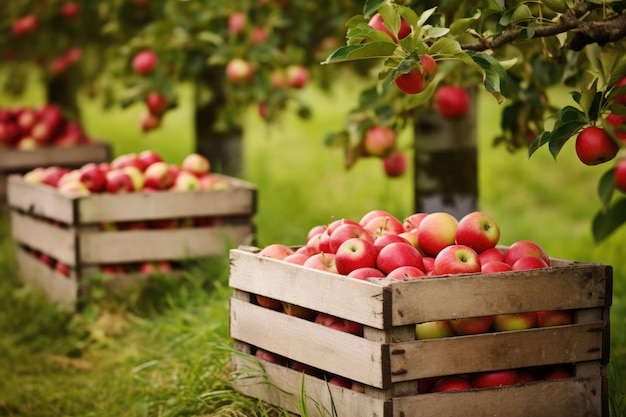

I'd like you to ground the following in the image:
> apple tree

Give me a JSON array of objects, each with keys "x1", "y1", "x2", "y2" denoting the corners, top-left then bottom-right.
[{"x1": 320, "y1": 0, "x2": 626, "y2": 241}]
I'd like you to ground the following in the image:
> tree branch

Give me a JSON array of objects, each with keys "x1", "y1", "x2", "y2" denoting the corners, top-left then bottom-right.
[{"x1": 460, "y1": 2, "x2": 626, "y2": 52}]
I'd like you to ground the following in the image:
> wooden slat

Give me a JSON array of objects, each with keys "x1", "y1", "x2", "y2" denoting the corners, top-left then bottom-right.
[
  {"x1": 0, "y1": 173, "x2": 6, "y2": 201},
  {"x1": 389, "y1": 322, "x2": 605, "y2": 382},
  {"x1": 0, "y1": 142, "x2": 110, "y2": 171},
  {"x1": 393, "y1": 375, "x2": 603, "y2": 417},
  {"x1": 76, "y1": 177, "x2": 256, "y2": 223},
  {"x1": 79, "y1": 224, "x2": 254, "y2": 264},
  {"x1": 230, "y1": 298, "x2": 387, "y2": 388},
  {"x1": 7, "y1": 176, "x2": 77, "y2": 224},
  {"x1": 389, "y1": 264, "x2": 611, "y2": 325},
  {"x1": 10, "y1": 210, "x2": 77, "y2": 265},
  {"x1": 229, "y1": 248, "x2": 388, "y2": 329},
  {"x1": 15, "y1": 247, "x2": 77, "y2": 310},
  {"x1": 231, "y1": 352, "x2": 389, "y2": 417}
]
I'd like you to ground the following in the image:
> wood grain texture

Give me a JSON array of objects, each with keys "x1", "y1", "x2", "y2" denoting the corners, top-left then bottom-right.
[{"x1": 0, "y1": 142, "x2": 110, "y2": 172}]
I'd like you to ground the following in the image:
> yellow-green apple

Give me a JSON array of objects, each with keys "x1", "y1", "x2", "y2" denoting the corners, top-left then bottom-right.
[
  {"x1": 382, "y1": 150, "x2": 407, "y2": 177},
  {"x1": 373, "y1": 234, "x2": 410, "y2": 252},
  {"x1": 449, "y1": 315, "x2": 494, "y2": 335},
  {"x1": 503, "y1": 240, "x2": 550, "y2": 266},
  {"x1": 363, "y1": 213, "x2": 405, "y2": 237},
  {"x1": 478, "y1": 247, "x2": 505, "y2": 264},
  {"x1": 144, "y1": 161, "x2": 176, "y2": 190},
  {"x1": 454, "y1": 211, "x2": 500, "y2": 253},
  {"x1": 182, "y1": 153, "x2": 210, "y2": 176},
  {"x1": 417, "y1": 212, "x2": 459, "y2": 256},
  {"x1": 254, "y1": 348, "x2": 287, "y2": 366},
  {"x1": 512, "y1": 256, "x2": 550, "y2": 270},
  {"x1": 225, "y1": 58, "x2": 254, "y2": 83},
  {"x1": 481, "y1": 261, "x2": 512, "y2": 273},
  {"x1": 363, "y1": 125, "x2": 396, "y2": 157},
  {"x1": 615, "y1": 159, "x2": 626, "y2": 193},
  {"x1": 335, "y1": 237, "x2": 378, "y2": 275},
  {"x1": 415, "y1": 320, "x2": 454, "y2": 340},
  {"x1": 78, "y1": 163, "x2": 106, "y2": 192},
  {"x1": 132, "y1": 50, "x2": 158, "y2": 76},
  {"x1": 58, "y1": 169, "x2": 82, "y2": 188},
  {"x1": 138, "y1": 149, "x2": 163, "y2": 168},
  {"x1": 41, "y1": 166, "x2": 70, "y2": 187},
  {"x1": 431, "y1": 376, "x2": 473, "y2": 392},
  {"x1": 303, "y1": 252, "x2": 337, "y2": 273},
  {"x1": 259, "y1": 243, "x2": 294, "y2": 260},
  {"x1": 122, "y1": 166, "x2": 145, "y2": 191},
  {"x1": 398, "y1": 229, "x2": 419, "y2": 249},
  {"x1": 172, "y1": 171, "x2": 201, "y2": 191},
  {"x1": 387, "y1": 265, "x2": 426, "y2": 280},
  {"x1": 470, "y1": 369, "x2": 518, "y2": 388},
  {"x1": 435, "y1": 86, "x2": 471, "y2": 119},
  {"x1": 347, "y1": 267, "x2": 385, "y2": 280},
  {"x1": 285, "y1": 65, "x2": 310, "y2": 89},
  {"x1": 105, "y1": 169, "x2": 135, "y2": 193},
  {"x1": 575, "y1": 126, "x2": 619, "y2": 165},
  {"x1": 493, "y1": 312, "x2": 538, "y2": 331},
  {"x1": 23, "y1": 167, "x2": 46, "y2": 184},
  {"x1": 432, "y1": 244, "x2": 480, "y2": 276},
  {"x1": 376, "y1": 241, "x2": 424, "y2": 274},
  {"x1": 329, "y1": 223, "x2": 374, "y2": 253},
  {"x1": 403, "y1": 212, "x2": 427, "y2": 231},
  {"x1": 536, "y1": 310, "x2": 574, "y2": 327},
  {"x1": 16, "y1": 136, "x2": 38, "y2": 150}
]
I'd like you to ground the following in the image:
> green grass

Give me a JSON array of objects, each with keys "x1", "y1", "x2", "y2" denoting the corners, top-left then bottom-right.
[{"x1": 0, "y1": 70, "x2": 625, "y2": 416}]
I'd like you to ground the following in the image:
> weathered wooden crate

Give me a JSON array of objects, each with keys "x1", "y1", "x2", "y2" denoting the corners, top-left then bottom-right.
[
  {"x1": 229, "y1": 246, "x2": 612, "y2": 417},
  {"x1": 7, "y1": 175, "x2": 257, "y2": 309},
  {"x1": 0, "y1": 142, "x2": 112, "y2": 200}
]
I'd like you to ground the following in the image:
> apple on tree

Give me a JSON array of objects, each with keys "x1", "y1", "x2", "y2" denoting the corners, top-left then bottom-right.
[
  {"x1": 367, "y1": 13, "x2": 412, "y2": 43},
  {"x1": 575, "y1": 126, "x2": 619, "y2": 166},
  {"x1": 132, "y1": 50, "x2": 158, "y2": 76},
  {"x1": 382, "y1": 150, "x2": 407, "y2": 177},
  {"x1": 434, "y1": 86, "x2": 471, "y2": 119},
  {"x1": 363, "y1": 125, "x2": 396, "y2": 157}
]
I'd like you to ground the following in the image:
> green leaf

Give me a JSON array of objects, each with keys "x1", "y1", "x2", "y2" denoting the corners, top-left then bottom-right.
[
  {"x1": 363, "y1": 0, "x2": 385, "y2": 18},
  {"x1": 450, "y1": 18, "x2": 476, "y2": 36},
  {"x1": 428, "y1": 37, "x2": 463, "y2": 56},
  {"x1": 426, "y1": 27, "x2": 450, "y2": 39},
  {"x1": 548, "y1": 119, "x2": 586, "y2": 159},
  {"x1": 528, "y1": 130, "x2": 551, "y2": 158},
  {"x1": 592, "y1": 197, "x2": 626, "y2": 242},
  {"x1": 466, "y1": 51, "x2": 507, "y2": 101},
  {"x1": 417, "y1": 7, "x2": 437, "y2": 27},
  {"x1": 321, "y1": 42, "x2": 398, "y2": 64},
  {"x1": 598, "y1": 168, "x2": 616, "y2": 206}
]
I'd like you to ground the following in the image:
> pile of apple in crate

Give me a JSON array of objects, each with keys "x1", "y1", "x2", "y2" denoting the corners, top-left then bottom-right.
[
  {"x1": 229, "y1": 210, "x2": 612, "y2": 417},
  {"x1": 0, "y1": 103, "x2": 111, "y2": 200},
  {"x1": 7, "y1": 150, "x2": 256, "y2": 310}
]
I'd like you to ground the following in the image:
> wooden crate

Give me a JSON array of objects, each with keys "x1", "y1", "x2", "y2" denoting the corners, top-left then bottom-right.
[
  {"x1": 228, "y1": 246, "x2": 612, "y2": 417},
  {"x1": 7, "y1": 175, "x2": 257, "y2": 309},
  {"x1": 0, "y1": 142, "x2": 112, "y2": 200}
]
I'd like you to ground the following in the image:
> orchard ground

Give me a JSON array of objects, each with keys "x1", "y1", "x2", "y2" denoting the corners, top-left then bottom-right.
[{"x1": 0, "y1": 68, "x2": 625, "y2": 416}]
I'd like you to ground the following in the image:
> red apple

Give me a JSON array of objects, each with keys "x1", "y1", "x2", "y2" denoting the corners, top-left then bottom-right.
[
  {"x1": 511, "y1": 256, "x2": 550, "y2": 271},
  {"x1": 306, "y1": 224, "x2": 327, "y2": 242},
  {"x1": 420, "y1": 54, "x2": 437, "y2": 83},
  {"x1": 285, "y1": 65, "x2": 310, "y2": 89},
  {"x1": 481, "y1": 261, "x2": 512, "y2": 273},
  {"x1": 363, "y1": 214, "x2": 405, "y2": 238},
  {"x1": 346, "y1": 267, "x2": 385, "y2": 280},
  {"x1": 417, "y1": 212, "x2": 459, "y2": 256},
  {"x1": 615, "y1": 159, "x2": 626, "y2": 193},
  {"x1": 435, "y1": 86, "x2": 471, "y2": 118},
  {"x1": 182, "y1": 153, "x2": 210, "y2": 176},
  {"x1": 225, "y1": 58, "x2": 254, "y2": 83},
  {"x1": 138, "y1": 149, "x2": 163, "y2": 168},
  {"x1": 144, "y1": 92, "x2": 169, "y2": 115},
  {"x1": 504, "y1": 240, "x2": 550, "y2": 267},
  {"x1": 228, "y1": 11, "x2": 246, "y2": 35},
  {"x1": 363, "y1": 125, "x2": 396, "y2": 157},
  {"x1": 367, "y1": 13, "x2": 411, "y2": 42},
  {"x1": 259, "y1": 243, "x2": 295, "y2": 260},
  {"x1": 431, "y1": 376, "x2": 473, "y2": 392},
  {"x1": 282, "y1": 303, "x2": 318, "y2": 321},
  {"x1": 329, "y1": 223, "x2": 374, "y2": 254},
  {"x1": 328, "y1": 376, "x2": 353, "y2": 389},
  {"x1": 11, "y1": 15, "x2": 38, "y2": 36},
  {"x1": 376, "y1": 241, "x2": 424, "y2": 274},
  {"x1": 359, "y1": 209, "x2": 394, "y2": 226},
  {"x1": 415, "y1": 320, "x2": 455, "y2": 340},
  {"x1": 255, "y1": 348, "x2": 287, "y2": 366},
  {"x1": 140, "y1": 112, "x2": 161, "y2": 132},
  {"x1": 132, "y1": 50, "x2": 158, "y2": 76},
  {"x1": 105, "y1": 169, "x2": 135, "y2": 193},
  {"x1": 335, "y1": 237, "x2": 378, "y2": 275},
  {"x1": 144, "y1": 161, "x2": 176, "y2": 190},
  {"x1": 373, "y1": 234, "x2": 410, "y2": 252},
  {"x1": 432, "y1": 244, "x2": 480, "y2": 276},
  {"x1": 518, "y1": 369, "x2": 537, "y2": 383},
  {"x1": 575, "y1": 126, "x2": 619, "y2": 165},
  {"x1": 470, "y1": 369, "x2": 518, "y2": 389},
  {"x1": 79, "y1": 163, "x2": 107, "y2": 192},
  {"x1": 403, "y1": 212, "x2": 427, "y2": 231},
  {"x1": 449, "y1": 315, "x2": 494, "y2": 335},
  {"x1": 542, "y1": 365, "x2": 573, "y2": 380},
  {"x1": 250, "y1": 26, "x2": 269, "y2": 44},
  {"x1": 493, "y1": 312, "x2": 538, "y2": 331},
  {"x1": 122, "y1": 166, "x2": 145, "y2": 191},
  {"x1": 422, "y1": 256, "x2": 435, "y2": 274},
  {"x1": 395, "y1": 68, "x2": 425, "y2": 95},
  {"x1": 455, "y1": 211, "x2": 500, "y2": 253},
  {"x1": 41, "y1": 166, "x2": 70, "y2": 188},
  {"x1": 536, "y1": 310, "x2": 574, "y2": 327},
  {"x1": 303, "y1": 252, "x2": 337, "y2": 273},
  {"x1": 387, "y1": 265, "x2": 426, "y2": 280},
  {"x1": 282, "y1": 253, "x2": 309, "y2": 265},
  {"x1": 55, "y1": 261, "x2": 71, "y2": 277},
  {"x1": 382, "y1": 150, "x2": 407, "y2": 177},
  {"x1": 61, "y1": 2, "x2": 80, "y2": 20},
  {"x1": 478, "y1": 247, "x2": 505, "y2": 264},
  {"x1": 111, "y1": 153, "x2": 146, "y2": 171}
]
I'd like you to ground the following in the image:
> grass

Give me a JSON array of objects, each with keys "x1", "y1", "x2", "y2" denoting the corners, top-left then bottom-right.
[{"x1": 0, "y1": 68, "x2": 625, "y2": 416}]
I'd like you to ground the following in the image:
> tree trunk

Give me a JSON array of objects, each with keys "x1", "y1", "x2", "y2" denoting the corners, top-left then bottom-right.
[
  {"x1": 412, "y1": 89, "x2": 478, "y2": 219},
  {"x1": 194, "y1": 68, "x2": 244, "y2": 177},
  {"x1": 46, "y1": 72, "x2": 81, "y2": 121}
]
